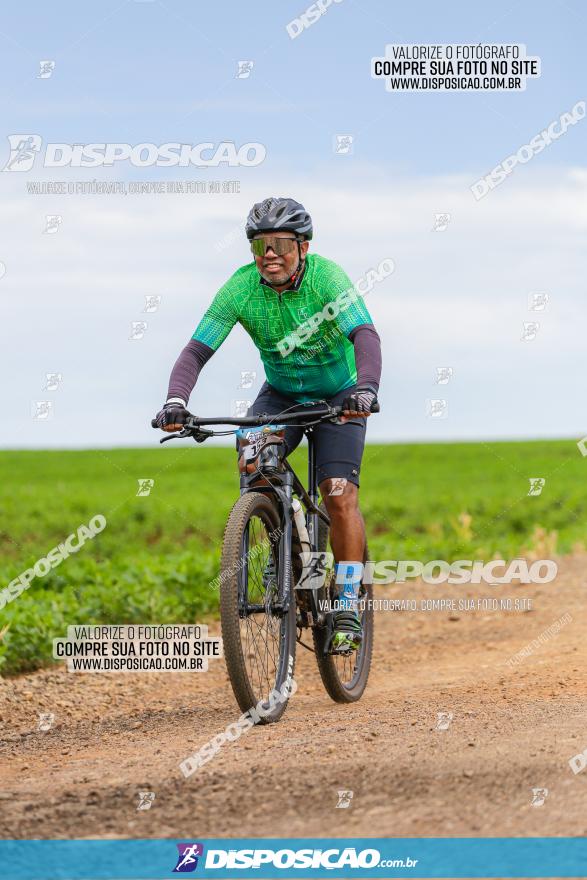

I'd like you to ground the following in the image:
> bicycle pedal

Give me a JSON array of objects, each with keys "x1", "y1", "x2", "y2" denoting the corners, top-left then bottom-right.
[
  {"x1": 330, "y1": 645, "x2": 355, "y2": 657},
  {"x1": 329, "y1": 631, "x2": 361, "y2": 655}
]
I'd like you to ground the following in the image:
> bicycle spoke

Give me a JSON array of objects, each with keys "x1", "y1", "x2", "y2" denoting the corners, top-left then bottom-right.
[{"x1": 238, "y1": 514, "x2": 282, "y2": 704}]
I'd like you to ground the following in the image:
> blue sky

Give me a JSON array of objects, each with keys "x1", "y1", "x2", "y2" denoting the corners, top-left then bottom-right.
[
  {"x1": 1, "y1": 1, "x2": 585, "y2": 173},
  {"x1": 0, "y1": 0, "x2": 585, "y2": 446}
]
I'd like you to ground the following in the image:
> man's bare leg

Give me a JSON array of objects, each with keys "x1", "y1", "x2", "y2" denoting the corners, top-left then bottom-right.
[
  {"x1": 319, "y1": 479, "x2": 365, "y2": 562},
  {"x1": 319, "y1": 478, "x2": 365, "y2": 650}
]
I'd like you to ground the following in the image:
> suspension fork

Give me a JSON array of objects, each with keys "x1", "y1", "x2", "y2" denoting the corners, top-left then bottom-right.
[
  {"x1": 277, "y1": 471, "x2": 294, "y2": 611},
  {"x1": 238, "y1": 470, "x2": 293, "y2": 614}
]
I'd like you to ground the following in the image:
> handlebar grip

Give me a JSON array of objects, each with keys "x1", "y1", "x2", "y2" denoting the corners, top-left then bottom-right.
[
  {"x1": 151, "y1": 418, "x2": 158, "y2": 429},
  {"x1": 370, "y1": 401, "x2": 380, "y2": 414}
]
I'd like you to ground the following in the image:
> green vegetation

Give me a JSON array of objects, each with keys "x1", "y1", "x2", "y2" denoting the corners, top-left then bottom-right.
[{"x1": 0, "y1": 439, "x2": 583, "y2": 675}]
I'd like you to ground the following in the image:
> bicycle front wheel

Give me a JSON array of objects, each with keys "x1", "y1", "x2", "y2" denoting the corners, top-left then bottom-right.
[{"x1": 220, "y1": 492, "x2": 296, "y2": 724}]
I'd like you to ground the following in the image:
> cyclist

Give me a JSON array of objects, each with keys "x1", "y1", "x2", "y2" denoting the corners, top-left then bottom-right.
[{"x1": 155, "y1": 197, "x2": 382, "y2": 653}]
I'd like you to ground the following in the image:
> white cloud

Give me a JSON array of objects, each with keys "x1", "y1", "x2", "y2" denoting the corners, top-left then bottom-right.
[{"x1": 0, "y1": 165, "x2": 584, "y2": 447}]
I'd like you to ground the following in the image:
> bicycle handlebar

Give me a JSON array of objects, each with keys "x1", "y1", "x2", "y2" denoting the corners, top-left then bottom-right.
[{"x1": 151, "y1": 399, "x2": 379, "y2": 432}]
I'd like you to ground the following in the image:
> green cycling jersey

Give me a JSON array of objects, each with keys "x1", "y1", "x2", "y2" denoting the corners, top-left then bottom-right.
[{"x1": 192, "y1": 253, "x2": 373, "y2": 402}]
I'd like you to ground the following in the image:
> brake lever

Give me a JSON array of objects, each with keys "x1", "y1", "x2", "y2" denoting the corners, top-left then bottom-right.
[
  {"x1": 159, "y1": 429, "x2": 189, "y2": 444},
  {"x1": 159, "y1": 426, "x2": 213, "y2": 444}
]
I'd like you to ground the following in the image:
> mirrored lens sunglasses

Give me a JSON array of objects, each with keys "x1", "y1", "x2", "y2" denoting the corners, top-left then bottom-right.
[{"x1": 250, "y1": 236, "x2": 299, "y2": 257}]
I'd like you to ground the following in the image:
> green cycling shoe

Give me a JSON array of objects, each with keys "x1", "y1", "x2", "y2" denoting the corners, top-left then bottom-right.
[{"x1": 330, "y1": 609, "x2": 363, "y2": 654}]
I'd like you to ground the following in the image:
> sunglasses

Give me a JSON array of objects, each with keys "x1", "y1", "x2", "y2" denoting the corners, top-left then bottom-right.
[{"x1": 250, "y1": 236, "x2": 299, "y2": 257}]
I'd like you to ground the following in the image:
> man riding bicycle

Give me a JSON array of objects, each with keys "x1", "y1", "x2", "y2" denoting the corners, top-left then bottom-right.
[{"x1": 154, "y1": 197, "x2": 382, "y2": 653}]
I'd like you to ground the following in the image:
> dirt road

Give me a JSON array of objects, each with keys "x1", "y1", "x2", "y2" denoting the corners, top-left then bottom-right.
[{"x1": 1, "y1": 555, "x2": 586, "y2": 839}]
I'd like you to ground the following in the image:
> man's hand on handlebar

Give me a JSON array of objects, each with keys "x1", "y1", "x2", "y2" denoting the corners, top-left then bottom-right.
[
  {"x1": 340, "y1": 385, "x2": 379, "y2": 420},
  {"x1": 150, "y1": 395, "x2": 380, "y2": 439},
  {"x1": 154, "y1": 399, "x2": 191, "y2": 432}
]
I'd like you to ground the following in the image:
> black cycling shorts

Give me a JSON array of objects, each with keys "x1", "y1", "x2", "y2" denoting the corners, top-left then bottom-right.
[{"x1": 244, "y1": 382, "x2": 367, "y2": 488}]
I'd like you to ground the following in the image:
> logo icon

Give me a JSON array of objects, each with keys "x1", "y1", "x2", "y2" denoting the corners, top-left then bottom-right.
[
  {"x1": 137, "y1": 790, "x2": 156, "y2": 811},
  {"x1": 336, "y1": 790, "x2": 354, "y2": 808},
  {"x1": 43, "y1": 372, "x2": 62, "y2": 391},
  {"x1": 32, "y1": 401, "x2": 53, "y2": 420},
  {"x1": 137, "y1": 479, "x2": 154, "y2": 497},
  {"x1": 3, "y1": 135, "x2": 42, "y2": 171},
  {"x1": 173, "y1": 843, "x2": 204, "y2": 873},
  {"x1": 436, "y1": 711, "x2": 454, "y2": 730},
  {"x1": 528, "y1": 292, "x2": 549, "y2": 311},
  {"x1": 38, "y1": 60, "x2": 55, "y2": 79},
  {"x1": 333, "y1": 134, "x2": 354, "y2": 155},
  {"x1": 432, "y1": 212, "x2": 451, "y2": 232},
  {"x1": 427, "y1": 398, "x2": 448, "y2": 419},
  {"x1": 435, "y1": 367, "x2": 453, "y2": 385},
  {"x1": 143, "y1": 295, "x2": 161, "y2": 313},
  {"x1": 531, "y1": 787, "x2": 548, "y2": 806},
  {"x1": 297, "y1": 550, "x2": 333, "y2": 590},
  {"x1": 233, "y1": 399, "x2": 252, "y2": 418},
  {"x1": 521, "y1": 321, "x2": 539, "y2": 341},
  {"x1": 129, "y1": 321, "x2": 148, "y2": 340},
  {"x1": 328, "y1": 477, "x2": 347, "y2": 496},
  {"x1": 236, "y1": 61, "x2": 254, "y2": 79},
  {"x1": 38, "y1": 712, "x2": 55, "y2": 732},
  {"x1": 43, "y1": 215, "x2": 62, "y2": 234},
  {"x1": 528, "y1": 477, "x2": 545, "y2": 497},
  {"x1": 238, "y1": 370, "x2": 256, "y2": 389}
]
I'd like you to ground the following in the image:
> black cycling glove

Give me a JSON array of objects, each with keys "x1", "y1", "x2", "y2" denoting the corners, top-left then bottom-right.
[
  {"x1": 341, "y1": 385, "x2": 379, "y2": 414},
  {"x1": 154, "y1": 399, "x2": 190, "y2": 429}
]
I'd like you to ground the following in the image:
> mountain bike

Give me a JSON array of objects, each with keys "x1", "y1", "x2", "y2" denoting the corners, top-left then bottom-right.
[{"x1": 152, "y1": 401, "x2": 377, "y2": 723}]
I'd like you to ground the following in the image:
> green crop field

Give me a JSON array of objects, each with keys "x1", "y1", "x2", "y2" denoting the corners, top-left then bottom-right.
[{"x1": 0, "y1": 439, "x2": 584, "y2": 675}]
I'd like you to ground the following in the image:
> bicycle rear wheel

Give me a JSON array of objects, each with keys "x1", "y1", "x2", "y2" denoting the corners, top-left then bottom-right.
[
  {"x1": 220, "y1": 492, "x2": 296, "y2": 724},
  {"x1": 312, "y1": 508, "x2": 373, "y2": 702}
]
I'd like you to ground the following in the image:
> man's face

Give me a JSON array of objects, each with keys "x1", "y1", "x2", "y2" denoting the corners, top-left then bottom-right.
[{"x1": 252, "y1": 231, "x2": 309, "y2": 286}]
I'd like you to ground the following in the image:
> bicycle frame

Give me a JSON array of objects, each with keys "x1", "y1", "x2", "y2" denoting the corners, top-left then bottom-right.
[{"x1": 238, "y1": 426, "x2": 330, "y2": 622}]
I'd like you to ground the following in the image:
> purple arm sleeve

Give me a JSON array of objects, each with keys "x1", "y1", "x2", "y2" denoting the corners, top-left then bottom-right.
[
  {"x1": 166, "y1": 338, "x2": 215, "y2": 404},
  {"x1": 348, "y1": 324, "x2": 382, "y2": 392}
]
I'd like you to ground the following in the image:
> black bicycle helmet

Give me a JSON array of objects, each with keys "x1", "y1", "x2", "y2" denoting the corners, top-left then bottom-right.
[{"x1": 245, "y1": 197, "x2": 313, "y2": 240}]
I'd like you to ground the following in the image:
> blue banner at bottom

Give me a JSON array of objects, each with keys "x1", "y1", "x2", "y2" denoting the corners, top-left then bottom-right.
[{"x1": 1, "y1": 838, "x2": 586, "y2": 879}]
